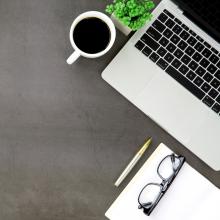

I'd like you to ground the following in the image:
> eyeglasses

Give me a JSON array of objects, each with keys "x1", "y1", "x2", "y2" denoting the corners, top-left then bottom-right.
[{"x1": 138, "y1": 153, "x2": 185, "y2": 216}]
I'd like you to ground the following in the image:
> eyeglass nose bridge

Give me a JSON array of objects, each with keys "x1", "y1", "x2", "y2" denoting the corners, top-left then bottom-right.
[{"x1": 161, "y1": 179, "x2": 170, "y2": 192}]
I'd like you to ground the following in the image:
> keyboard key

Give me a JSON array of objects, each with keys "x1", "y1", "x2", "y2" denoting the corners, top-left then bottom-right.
[
  {"x1": 172, "y1": 24, "x2": 182, "y2": 34},
  {"x1": 208, "y1": 88, "x2": 218, "y2": 99},
  {"x1": 194, "y1": 76, "x2": 204, "y2": 87},
  {"x1": 164, "y1": 53, "x2": 174, "y2": 63},
  {"x1": 159, "y1": 37, "x2": 169, "y2": 47},
  {"x1": 166, "y1": 42, "x2": 176, "y2": 53},
  {"x1": 152, "y1": 20, "x2": 166, "y2": 32},
  {"x1": 212, "y1": 103, "x2": 220, "y2": 113},
  {"x1": 180, "y1": 30, "x2": 189, "y2": 40},
  {"x1": 185, "y1": 46, "x2": 195, "y2": 56},
  {"x1": 174, "y1": 49, "x2": 184, "y2": 59},
  {"x1": 216, "y1": 95, "x2": 220, "y2": 104},
  {"x1": 200, "y1": 58, "x2": 210, "y2": 68},
  {"x1": 203, "y1": 96, "x2": 214, "y2": 107},
  {"x1": 141, "y1": 34, "x2": 160, "y2": 51},
  {"x1": 207, "y1": 64, "x2": 217, "y2": 74},
  {"x1": 177, "y1": 40, "x2": 187, "y2": 50},
  {"x1": 211, "y1": 47, "x2": 218, "y2": 54},
  {"x1": 215, "y1": 70, "x2": 220, "y2": 80},
  {"x1": 158, "y1": 13, "x2": 168, "y2": 23},
  {"x1": 146, "y1": 27, "x2": 162, "y2": 41},
  {"x1": 163, "y1": 9, "x2": 175, "y2": 19},
  {"x1": 163, "y1": 28, "x2": 173, "y2": 39},
  {"x1": 181, "y1": 54, "x2": 191, "y2": 65},
  {"x1": 211, "y1": 78, "x2": 220, "y2": 89},
  {"x1": 216, "y1": 61, "x2": 220, "y2": 69},
  {"x1": 203, "y1": 72, "x2": 213, "y2": 82},
  {"x1": 179, "y1": 64, "x2": 189, "y2": 75},
  {"x1": 135, "y1": 41, "x2": 145, "y2": 50},
  {"x1": 157, "y1": 47, "x2": 167, "y2": 57},
  {"x1": 149, "y1": 52, "x2": 160, "y2": 62},
  {"x1": 201, "y1": 82, "x2": 211, "y2": 93},
  {"x1": 156, "y1": 58, "x2": 169, "y2": 70},
  {"x1": 170, "y1": 34, "x2": 180, "y2": 44},
  {"x1": 192, "y1": 52, "x2": 202, "y2": 62},
  {"x1": 142, "y1": 46, "x2": 152, "y2": 56},
  {"x1": 165, "y1": 66, "x2": 205, "y2": 100},
  {"x1": 189, "y1": 29, "x2": 196, "y2": 36},
  {"x1": 194, "y1": 42, "x2": 204, "y2": 52},
  {"x1": 204, "y1": 41, "x2": 211, "y2": 48},
  {"x1": 202, "y1": 48, "x2": 212, "y2": 58},
  {"x1": 181, "y1": 24, "x2": 189, "y2": 31},
  {"x1": 174, "y1": 18, "x2": 182, "y2": 25},
  {"x1": 188, "y1": 60, "x2": 198, "y2": 71},
  {"x1": 209, "y1": 54, "x2": 219, "y2": 64},
  {"x1": 171, "y1": 58, "x2": 181, "y2": 69},
  {"x1": 196, "y1": 66, "x2": 206, "y2": 77},
  {"x1": 165, "y1": 18, "x2": 175, "y2": 28},
  {"x1": 196, "y1": 35, "x2": 204, "y2": 42},
  {"x1": 187, "y1": 36, "x2": 197, "y2": 46},
  {"x1": 186, "y1": 70, "x2": 196, "y2": 80}
]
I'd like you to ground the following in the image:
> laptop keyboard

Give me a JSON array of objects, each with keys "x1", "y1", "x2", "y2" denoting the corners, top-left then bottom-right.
[{"x1": 135, "y1": 9, "x2": 220, "y2": 115}]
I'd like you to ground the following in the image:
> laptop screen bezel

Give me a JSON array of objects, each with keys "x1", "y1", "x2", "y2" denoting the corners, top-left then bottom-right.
[{"x1": 173, "y1": 0, "x2": 220, "y2": 43}]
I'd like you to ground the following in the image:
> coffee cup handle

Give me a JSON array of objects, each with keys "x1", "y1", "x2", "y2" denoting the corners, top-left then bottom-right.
[{"x1": 66, "y1": 51, "x2": 80, "y2": 64}]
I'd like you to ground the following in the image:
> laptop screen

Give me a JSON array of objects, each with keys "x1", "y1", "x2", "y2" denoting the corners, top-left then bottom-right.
[{"x1": 174, "y1": 0, "x2": 220, "y2": 43}]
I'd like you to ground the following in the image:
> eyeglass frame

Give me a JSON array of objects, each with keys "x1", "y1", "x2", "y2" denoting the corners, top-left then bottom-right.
[{"x1": 138, "y1": 153, "x2": 185, "y2": 216}]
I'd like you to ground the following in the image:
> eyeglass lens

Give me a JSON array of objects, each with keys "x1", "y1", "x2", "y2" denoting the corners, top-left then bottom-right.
[
  {"x1": 157, "y1": 155, "x2": 181, "y2": 180},
  {"x1": 138, "y1": 183, "x2": 161, "y2": 209}
]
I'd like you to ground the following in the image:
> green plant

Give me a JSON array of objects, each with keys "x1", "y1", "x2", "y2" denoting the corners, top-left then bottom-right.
[{"x1": 106, "y1": 0, "x2": 155, "y2": 30}]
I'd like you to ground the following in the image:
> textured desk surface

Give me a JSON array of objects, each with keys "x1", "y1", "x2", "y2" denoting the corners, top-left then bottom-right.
[{"x1": 0, "y1": 0, "x2": 219, "y2": 220}]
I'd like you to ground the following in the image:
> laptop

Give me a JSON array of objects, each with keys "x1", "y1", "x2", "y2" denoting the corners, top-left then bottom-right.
[{"x1": 102, "y1": 0, "x2": 220, "y2": 170}]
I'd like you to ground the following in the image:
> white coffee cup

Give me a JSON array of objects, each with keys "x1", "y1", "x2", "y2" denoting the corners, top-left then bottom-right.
[{"x1": 66, "y1": 11, "x2": 116, "y2": 65}]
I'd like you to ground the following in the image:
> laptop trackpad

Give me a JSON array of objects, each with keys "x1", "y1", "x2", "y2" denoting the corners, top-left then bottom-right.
[{"x1": 135, "y1": 73, "x2": 207, "y2": 142}]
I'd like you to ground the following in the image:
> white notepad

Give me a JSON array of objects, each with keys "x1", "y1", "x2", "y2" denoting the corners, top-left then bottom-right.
[{"x1": 105, "y1": 143, "x2": 220, "y2": 220}]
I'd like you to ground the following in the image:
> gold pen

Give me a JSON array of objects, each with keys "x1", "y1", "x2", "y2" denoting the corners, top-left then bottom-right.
[{"x1": 114, "y1": 137, "x2": 152, "y2": 187}]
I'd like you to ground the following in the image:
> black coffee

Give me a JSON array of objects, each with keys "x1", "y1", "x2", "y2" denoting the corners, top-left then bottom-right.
[{"x1": 73, "y1": 17, "x2": 110, "y2": 54}]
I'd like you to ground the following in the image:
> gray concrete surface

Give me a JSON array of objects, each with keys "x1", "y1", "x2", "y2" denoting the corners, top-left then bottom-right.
[{"x1": 0, "y1": 0, "x2": 219, "y2": 219}]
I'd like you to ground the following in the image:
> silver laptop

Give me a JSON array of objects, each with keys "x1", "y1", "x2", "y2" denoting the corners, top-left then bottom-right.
[{"x1": 102, "y1": 0, "x2": 220, "y2": 170}]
